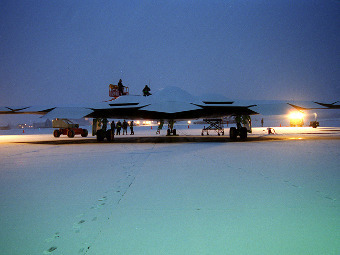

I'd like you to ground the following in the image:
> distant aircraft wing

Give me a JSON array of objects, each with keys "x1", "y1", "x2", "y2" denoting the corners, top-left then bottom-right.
[
  {"x1": 0, "y1": 106, "x2": 56, "y2": 115},
  {"x1": 287, "y1": 103, "x2": 309, "y2": 111},
  {"x1": 314, "y1": 101, "x2": 340, "y2": 109},
  {"x1": 287, "y1": 101, "x2": 340, "y2": 111}
]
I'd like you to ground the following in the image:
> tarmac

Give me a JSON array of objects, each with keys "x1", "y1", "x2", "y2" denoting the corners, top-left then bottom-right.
[
  {"x1": 1, "y1": 126, "x2": 339, "y2": 255},
  {"x1": 1, "y1": 126, "x2": 340, "y2": 145},
  {"x1": 13, "y1": 134, "x2": 340, "y2": 145}
]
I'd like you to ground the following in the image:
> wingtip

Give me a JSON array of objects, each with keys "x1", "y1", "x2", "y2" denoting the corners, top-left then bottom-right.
[{"x1": 287, "y1": 103, "x2": 307, "y2": 111}]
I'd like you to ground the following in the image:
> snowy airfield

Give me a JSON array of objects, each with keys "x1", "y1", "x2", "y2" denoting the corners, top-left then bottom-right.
[{"x1": 0, "y1": 125, "x2": 339, "y2": 255}]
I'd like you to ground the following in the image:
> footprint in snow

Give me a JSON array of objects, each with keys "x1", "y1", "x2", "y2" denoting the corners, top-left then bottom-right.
[
  {"x1": 98, "y1": 196, "x2": 107, "y2": 201},
  {"x1": 43, "y1": 246, "x2": 57, "y2": 254},
  {"x1": 45, "y1": 232, "x2": 60, "y2": 243}
]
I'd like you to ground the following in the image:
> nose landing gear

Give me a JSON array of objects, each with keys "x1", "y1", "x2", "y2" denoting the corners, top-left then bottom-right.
[{"x1": 167, "y1": 120, "x2": 177, "y2": 136}]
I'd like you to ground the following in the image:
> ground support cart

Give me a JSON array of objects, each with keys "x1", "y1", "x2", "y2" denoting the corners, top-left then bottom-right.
[
  {"x1": 52, "y1": 119, "x2": 88, "y2": 138},
  {"x1": 201, "y1": 119, "x2": 224, "y2": 136}
]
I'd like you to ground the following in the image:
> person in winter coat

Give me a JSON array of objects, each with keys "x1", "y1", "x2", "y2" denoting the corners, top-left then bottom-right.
[
  {"x1": 118, "y1": 79, "x2": 124, "y2": 96},
  {"x1": 102, "y1": 118, "x2": 108, "y2": 131},
  {"x1": 110, "y1": 121, "x2": 115, "y2": 139},
  {"x1": 130, "y1": 121, "x2": 134, "y2": 135},
  {"x1": 143, "y1": 85, "x2": 151, "y2": 96},
  {"x1": 122, "y1": 120, "x2": 128, "y2": 135},
  {"x1": 116, "y1": 120, "x2": 122, "y2": 135}
]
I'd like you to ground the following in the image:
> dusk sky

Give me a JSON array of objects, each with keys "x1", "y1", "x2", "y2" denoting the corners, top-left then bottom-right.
[{"x1": 0, "y1": 0, "x2": 339, "y2": 106}]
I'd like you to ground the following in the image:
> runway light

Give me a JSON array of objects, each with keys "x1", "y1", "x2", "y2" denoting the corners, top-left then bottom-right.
[{"x1": 188, "y1": 121, "x2": 191, "y2": 124}]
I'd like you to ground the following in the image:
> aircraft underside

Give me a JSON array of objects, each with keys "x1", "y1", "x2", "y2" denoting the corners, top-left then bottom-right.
[
  {"x1": 86, "y1": 105, "x2": 258, "y2": 120},
  {"x1": 93, "y1": 114, "x2": 252, "y2": 142}
]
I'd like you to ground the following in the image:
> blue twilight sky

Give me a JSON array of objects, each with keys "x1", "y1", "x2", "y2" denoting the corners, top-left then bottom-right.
[{"x1": 0, "y1": 0, "x2": 339, "y2": 106}]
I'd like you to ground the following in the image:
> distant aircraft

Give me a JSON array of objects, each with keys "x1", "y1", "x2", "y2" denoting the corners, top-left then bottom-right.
[
  {"x1": 0, "y1": 86, "x2": 338, "y2": 141},
  {"x1": 288, "y1": 101, "x2": 340, "y2": 110},
  {"x1": 314, "y1": 101, "x2": 340, "y2": 109}
]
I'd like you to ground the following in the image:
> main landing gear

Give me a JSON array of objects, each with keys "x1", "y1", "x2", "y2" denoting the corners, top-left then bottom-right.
[
  {"x1": 229, "y1": 115, "x2": 252, "y2": 140},
  {"x1": 229, "y1": 126, "x2": 248, "y2": 140},
  {"x1": 93, "y1": 118, "x2": 114, "y2": 142},
  {"x1": 96, "y1": 129, "x2": 114, "y2": 142}
]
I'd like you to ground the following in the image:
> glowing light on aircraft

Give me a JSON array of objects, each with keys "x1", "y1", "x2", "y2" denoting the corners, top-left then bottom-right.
[
  {"x1": 289, "y1": 111, "x2": 304, "y2": 120},
  {"x1": 288, "y1": 111, "x2": 304, "y2": 127}
]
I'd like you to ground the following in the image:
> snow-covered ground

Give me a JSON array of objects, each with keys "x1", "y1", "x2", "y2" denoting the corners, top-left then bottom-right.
[{"x1": 0, "y1": 126, "x2": 339, "y2": 254}]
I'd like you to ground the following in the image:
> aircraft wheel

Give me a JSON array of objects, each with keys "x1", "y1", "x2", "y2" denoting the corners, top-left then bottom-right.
[
  {"x1": 53, "y1": 129, "x2": 61, "y2": 138},
  {"x1": 96, "y1": 130, "x2": 105, "y2": 141},
  {"x1": 167, "y1": 129, "x2": 171, "y2": 136},
  {"x1": 173, "y1": 129, "x2": 176, "y2": 135},
  {"x1": 230, "y1": 127, "x2": 237, "y2": 140},
  {"x1": 240, "y1": 127, "x2": 248, "y2": 140},
  {"x1": 67, "y1": 129, "x2": 75, "y2": 138},
  {"x1": 81, "y1": 129, "x2": 88, "y2": 137}
]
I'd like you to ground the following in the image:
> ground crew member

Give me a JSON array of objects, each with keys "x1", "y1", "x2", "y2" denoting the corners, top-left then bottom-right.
[
  {"x1": 102, "y1": 118, "x2": 108, "y2": 131},
  {"x1": 118, "y1": 79, "x2": 124, "y2": 96},
  {"x1": 111, "y1": 121, "x2": 115, "y2": 139},
  {"x1": 156, "y1": 120, "x2": 164, "y2": 134},
  {"x1": 143, "y1": 85, "x2": 151, "y2": 96},
  {"x1": 111, "y1": 120, "x2": 115, "y2": 131},
  {"x1": 116, "y1": 120, "x2": 122, "y2": 135},
  {"x1": 122, "y1": 120, "x2": 128, "y2": 135},
  {"x1": 130, "y1": 121, "x2": 134, "y2": 135}
]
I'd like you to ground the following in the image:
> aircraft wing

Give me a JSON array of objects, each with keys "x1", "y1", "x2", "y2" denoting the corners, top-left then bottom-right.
[
  {"x1": 238, "y1": 100, "x2": 339, "y2": 116},
  {"x1": 1, "y1": 87, "x2": 337, "y2": 121},
  {"x1": 43, "y1": 107, "x2": 94, "y2": 119},
  {"x1": 0, "y1": 106, "x2": 94, "y2": 119},
  {"x1": 86, "y1": 86, "x2": 258, "y2": 120},
  {"x1": 1, "y1": 87, "x2": 257, "y2": 120}
]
